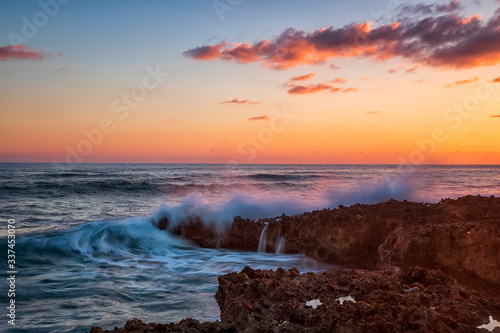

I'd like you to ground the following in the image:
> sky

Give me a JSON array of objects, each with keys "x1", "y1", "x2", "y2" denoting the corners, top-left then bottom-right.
[{"x1": 1, "y1": 0, "x2": 500, "y2": 164}]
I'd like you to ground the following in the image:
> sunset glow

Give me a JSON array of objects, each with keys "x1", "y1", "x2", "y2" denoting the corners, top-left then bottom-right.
[{"x1": 1, "y1": 0, "x2": 500, "y2": 164}]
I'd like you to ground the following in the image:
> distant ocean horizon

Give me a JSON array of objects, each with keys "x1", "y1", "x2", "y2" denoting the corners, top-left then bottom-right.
[{"x1": 1, "y1": 163, "x2": 499, "y2": 332}]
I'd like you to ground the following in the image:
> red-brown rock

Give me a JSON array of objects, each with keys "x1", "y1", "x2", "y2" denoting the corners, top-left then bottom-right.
[
  {"x1": 156, "y1": 196, "x2": 500, "y2": 296},
  {"x1": 89, "y1": 266, "x2": 500, "y2": 332}
]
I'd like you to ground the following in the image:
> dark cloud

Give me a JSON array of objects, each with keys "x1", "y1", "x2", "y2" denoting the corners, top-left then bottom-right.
[
  {"x1": 397, "y1": 1, "x2": 462, "y2": 16},
  {"x1": 184, "y1": 7, "x2": 500, "y2": 70}
]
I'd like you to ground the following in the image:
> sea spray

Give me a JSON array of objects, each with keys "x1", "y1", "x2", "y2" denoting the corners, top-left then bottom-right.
[
  {"x1": 275, "y1": 231, "x2": 286, "y2": 254},
  {"x1": 149, "y1": 176, "x2": 417, "y2": 234},
  {"x1": 258, "y1": 223, "x2": 269, "y2": 252}
]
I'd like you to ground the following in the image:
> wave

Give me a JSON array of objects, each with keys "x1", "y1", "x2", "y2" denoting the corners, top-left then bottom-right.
[
  {"x1": 149, "y1": 175, "x2": 417, "y2": 231},
  {"x1": 2, "y1": 175, "x2": 417, "y2": 265},
  {"x1": 244, "y1": 173, "x2": 321, "y2": 181},
  {"x1": 0, "y1": 180, "x2": 156, "y2": 195},
  {"x1": 0, "y1": 180, "x2": 306, "y2": 198},
  {"x1": 12, "y1": 217, "x2": 189, "y2": 265}
]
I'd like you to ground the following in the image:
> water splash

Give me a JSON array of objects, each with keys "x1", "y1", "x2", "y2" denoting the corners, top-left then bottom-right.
[
  {"x1": 275, "y1": 230, "x2": 286, "y2": 254},
  {"x1": 258, "y1": 223, "x2": 269, "y2": 252},
  {"x1": 148, "y1": 175, "x2": 417, "y2": 234}
]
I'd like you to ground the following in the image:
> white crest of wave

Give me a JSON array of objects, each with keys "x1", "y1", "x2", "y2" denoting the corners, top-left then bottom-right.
[{"x1": 150, "y1": 175, "x2": 417, "y2": 231}]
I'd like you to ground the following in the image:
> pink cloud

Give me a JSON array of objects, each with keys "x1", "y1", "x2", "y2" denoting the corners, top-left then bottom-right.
[
  {"x1": 330, "y1": 77, "x2": 348, "y2": 84},
  {"x1": 248, "y1": 115, "x2": 269, "y2": 121},
  {"x1": 287, "y1": 83, "x2": 332, "y2": 95},
  {"x1": 290, "y1": 73, "x2": 316, "y2": 81},
  {"x1": 445, "y1": 77, "x2": 479, "y2": 88},
  {"x1": 184, "y1": 9, "x2": 500, "y2": 70},
  {"x1": 0, "y1": 44, "x2": 52, "y2": 61},
  {"x1": 220, "y1": 97, "x2": 261, "y2": 104}
]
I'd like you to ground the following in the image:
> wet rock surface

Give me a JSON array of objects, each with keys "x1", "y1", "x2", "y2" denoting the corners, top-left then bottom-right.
[
  {"x1": 157, "y1": 195, "x2": 500, "y2": 296},
  {"x1": 89, "y1": 266, "x2": 500, "y2": 332},
  {"x1": 88, "y1": 196, "x2": 500, "y2": 332}
]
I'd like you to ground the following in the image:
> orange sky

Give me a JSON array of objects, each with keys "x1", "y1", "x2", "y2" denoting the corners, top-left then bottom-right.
[{"x1": 1, "y1": 1, "x2": 500, "y2": 164}]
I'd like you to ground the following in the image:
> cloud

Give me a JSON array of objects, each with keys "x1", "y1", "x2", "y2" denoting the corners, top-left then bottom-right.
[
  {"x1": 290, "y1": 73, "x2": 315, "y2": 81},
  {"x1": 445, "y1": 76, "x2": 479, "y2": 87},
  {"x1": 413, "y1": 79, "x2": 426, "y2": 83},
  {"x1": 0, "y1": 44, "x2": 52, "y2": 61},
  {"x1": 388, "y1": 64, "x2": 405, "y2": 73},
  {"x1": 184, "y1": 8, "x2": 500, "y2": 70},
  {"x1": 220, "y1": 97, "x2": 261, "y2": 104},
  {"x1": 406, "y1": 65, "x2": 420, "y2": 73},
  {"x1": 329, "y1": 64, "x2": 340, "y2": 70},
  {"x1": 491, "y1": 76, "x2": 500, "y2": 82},
  {"x1": 365, "y1": 110, "x2": 381, "y2": 114},
  {"x1": 59, "y1": 67, "x2": 70, "y2": 71},
  {"x1": 183, "y1": 42, "x2": 228, "y2": 60},
  {"x1": 436, "y1": 0, "x2": 462, "y2": 13},
  {"x1": 491, "y1": 114, "x2": 500, "y2": 118},
  {"x1": 330, "y1": 87, "x2": 360, "y2": 94},
  {"x1": 329, "y1": 77, "x2": 348, "y2": 84},
  {"x1": 287, "y1": 83, "x2": 332, "y2": 95},
  {"x1": 397, "y1": 0, "x2": 462, "y2": 16},
  {"x1": 248, "y1": 115, "x2": 269, "y2": 121}
]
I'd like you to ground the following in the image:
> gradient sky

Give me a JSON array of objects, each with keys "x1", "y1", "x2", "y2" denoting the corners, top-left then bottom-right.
[{"x1": 1, "y1": 0, "x2": 500, "y2": 164}]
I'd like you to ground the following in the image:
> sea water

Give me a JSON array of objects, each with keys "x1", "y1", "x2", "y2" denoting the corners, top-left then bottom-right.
[{"x1": 0, "y1": 163, "x2": 499, "y2": 332}]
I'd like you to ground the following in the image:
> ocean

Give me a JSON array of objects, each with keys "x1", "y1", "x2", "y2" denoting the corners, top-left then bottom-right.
[{"x1": 0, "y1": 163, "x2": 499, "y2": 332}]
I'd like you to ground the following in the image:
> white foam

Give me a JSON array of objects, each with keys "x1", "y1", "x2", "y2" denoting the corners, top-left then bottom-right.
[
  {"x1": 336, "y1": 295, "x2": 356, "y2": 305},
  {"x1": 257, "y1": 224, "x2": 268, "y2": 252},
  {"x1": 275, "y1": 236, "x2": 286, "y2": 254},
  {"x1": 306, "y1": 299, "x2": 322, "y2": 309},
  {"x1": 149, "y1": 175, "x2": 417, "y2": 233},
  {"x1": 477, "y1": 316, "x2": 500, "y2": 331}
]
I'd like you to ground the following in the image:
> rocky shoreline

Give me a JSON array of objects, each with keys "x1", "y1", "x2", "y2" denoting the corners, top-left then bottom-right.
[{"x1": 88, "y1": 196, "x2": 500, "y2": 332}]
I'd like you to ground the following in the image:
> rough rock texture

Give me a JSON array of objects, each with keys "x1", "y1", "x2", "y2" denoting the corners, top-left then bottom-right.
[
  {"x1": 216, "y1": 266, "x2": 500, "y2": 332},
  {"x1": 88, "y1": 266, "x2": 500, "y2": 333},
  {"x1": 155, "y1": 196, "x2": 500, "y2": 296},
  {"x1": 88, "y1": 318, "x2": 229, "y2": 333}
]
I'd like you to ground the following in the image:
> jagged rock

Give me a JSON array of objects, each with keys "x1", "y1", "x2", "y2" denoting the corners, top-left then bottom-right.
[
  {"x1": 155, "y1": 196, "x2": 500, "y2": 296},
  {"x1": 215, "y1": 266, "x2": 499, "y2": 332},
  {"x1": 89, "y1": 266, "x2": 500, "y2": 332},
  {"x1": 87, "y1": 317, "x2": 231, "y2": 333}
]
